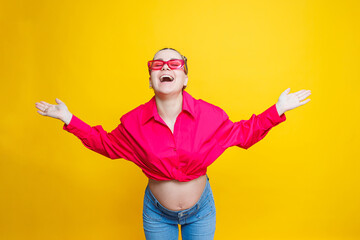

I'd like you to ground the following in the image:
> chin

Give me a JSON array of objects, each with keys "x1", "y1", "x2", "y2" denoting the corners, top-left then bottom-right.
[{"x1": 154, "y1": 87, "x2": 182, "y2": 96}]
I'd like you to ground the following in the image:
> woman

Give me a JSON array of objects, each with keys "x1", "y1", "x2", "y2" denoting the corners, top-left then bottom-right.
[{"x1": 35, "y1": 48, "x2": 311, "y2": 240}]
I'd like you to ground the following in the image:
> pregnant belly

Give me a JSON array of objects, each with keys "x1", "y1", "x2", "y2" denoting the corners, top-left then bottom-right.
[{"x1": 148, "y1": 174, "x2": 207, "y2": 211}]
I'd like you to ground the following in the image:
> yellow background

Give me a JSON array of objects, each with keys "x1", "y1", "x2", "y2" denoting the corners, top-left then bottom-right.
[{"x1": 1, "y1": 0, "x2": 359, "y2": 239}]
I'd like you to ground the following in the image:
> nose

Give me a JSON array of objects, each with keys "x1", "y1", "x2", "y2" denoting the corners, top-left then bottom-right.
[{"x1": 161, "y1": 63, "x2": 170, "y2": 71}]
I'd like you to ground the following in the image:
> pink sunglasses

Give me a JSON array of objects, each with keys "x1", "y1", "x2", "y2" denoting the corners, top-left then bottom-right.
[{"x1": 148, "y1": 59, "x2": 187, "y2": 73}]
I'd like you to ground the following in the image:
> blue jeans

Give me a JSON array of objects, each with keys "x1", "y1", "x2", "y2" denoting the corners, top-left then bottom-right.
[{"x1": 142, "y1": 175, "x2": 216, "y2": 240}]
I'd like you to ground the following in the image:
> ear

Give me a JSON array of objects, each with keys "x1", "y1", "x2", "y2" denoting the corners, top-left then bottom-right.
[
  {"x1": 149, "y1": 76, "x2": 152, "y2": 88},
  {"x1": 183, "y1": 75, "x2": 188, "y2": 87}
]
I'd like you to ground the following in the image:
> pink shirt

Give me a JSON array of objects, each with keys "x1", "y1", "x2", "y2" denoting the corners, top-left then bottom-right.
[{"x1": 63, "y1": 91, "x2": 286, "y2": 182}]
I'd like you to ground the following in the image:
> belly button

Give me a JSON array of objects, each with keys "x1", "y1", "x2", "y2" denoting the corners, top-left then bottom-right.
[{"x1": 178, "y1": 202, "x2": 184, "y2": 210}]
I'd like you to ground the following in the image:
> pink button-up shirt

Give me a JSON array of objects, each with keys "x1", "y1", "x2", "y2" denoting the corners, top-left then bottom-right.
[{"x1": 63, "y1": 91, "x2": 286, "y2": 182}]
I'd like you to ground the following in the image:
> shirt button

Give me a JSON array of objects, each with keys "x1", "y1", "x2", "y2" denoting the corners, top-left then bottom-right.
[{"x1": 173, "y1": 148, "x2": 177, "y2": 152}]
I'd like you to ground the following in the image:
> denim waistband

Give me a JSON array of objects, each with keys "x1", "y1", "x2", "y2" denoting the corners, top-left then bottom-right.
[{"x1": 145, "y1": 174, "x2": 211, "y2": 219}]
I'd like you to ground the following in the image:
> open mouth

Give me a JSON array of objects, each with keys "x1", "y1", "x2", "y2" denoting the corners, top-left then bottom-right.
[{"x1": 160, "y1": 75, "x2": 174, "y2": 82}]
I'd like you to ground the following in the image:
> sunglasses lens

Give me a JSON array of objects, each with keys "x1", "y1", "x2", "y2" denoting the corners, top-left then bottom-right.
[
  {"x1": 168, "y1": 60, "x2": 183, "y2": 69},
  {"x1": 150, "y1": 60, "x2": 164, "y2": 70}
]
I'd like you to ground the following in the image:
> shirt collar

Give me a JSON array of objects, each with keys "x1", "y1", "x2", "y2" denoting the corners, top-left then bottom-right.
[{"x1": 141, "y1": 91, "x2": 196, "y2": 125}]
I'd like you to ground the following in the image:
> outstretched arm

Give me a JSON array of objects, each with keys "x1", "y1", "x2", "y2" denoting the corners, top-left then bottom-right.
[
  {"x1": 218, "y1": 104, "x2": 286, "y2": 149},
  {"x1": 62, "y1": 115, "x2": 136, "y2": 160},
  {"x1": 217, "y1": 88, "x2": 311, "y2": 149},
  {"x1": 35, "y1": 98, "x2": 136, "y2": 160}
]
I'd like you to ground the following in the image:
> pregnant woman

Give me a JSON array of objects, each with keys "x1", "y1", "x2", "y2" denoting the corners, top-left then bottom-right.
[{"x1": 35, "y1": 47, "x2": 311, "y2": 240}]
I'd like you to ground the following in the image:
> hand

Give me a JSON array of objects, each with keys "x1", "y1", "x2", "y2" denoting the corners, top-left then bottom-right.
[
  {"x1": 276, "y1": 88, "x2": 311, "y2": 116},
  {"x1": 35, "y1": 98, "x2": 73, "y2": 125}
]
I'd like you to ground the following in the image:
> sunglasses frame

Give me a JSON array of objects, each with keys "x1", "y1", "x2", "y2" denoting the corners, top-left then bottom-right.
[{"x1": 148, "y1": 59, "x2": 186, "y2": 73}]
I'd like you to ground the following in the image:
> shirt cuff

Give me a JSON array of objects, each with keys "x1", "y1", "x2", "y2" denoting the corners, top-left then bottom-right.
[
  {"x1": 266, "y1": 104, "x2": 286, "y2": 125},
  {"x1": 63, "y1": 115, "x2": 91, "y2": 138}
]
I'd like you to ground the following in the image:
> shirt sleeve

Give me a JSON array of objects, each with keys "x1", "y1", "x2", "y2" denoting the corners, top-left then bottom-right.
[
  {"x1": 217, "y1": 104, "x2": 286, "y2": 149},
  {"x1": 62, "y1": 115, "x2": 136, "y2": 160}
]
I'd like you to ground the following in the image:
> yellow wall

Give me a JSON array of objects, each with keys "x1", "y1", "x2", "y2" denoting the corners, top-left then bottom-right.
[{"x1": 1, "y1": 0, "x2": 359, "y2": 239}]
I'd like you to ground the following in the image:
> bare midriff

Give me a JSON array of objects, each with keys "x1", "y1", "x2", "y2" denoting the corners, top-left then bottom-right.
[{"x1": 148, "y1": 174, "x2": 207, "y2": 211}]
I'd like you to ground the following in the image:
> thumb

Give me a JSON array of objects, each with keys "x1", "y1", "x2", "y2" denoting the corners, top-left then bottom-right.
[
  {"x1": 55, "y1": 98, "x2": 63, "y2": 104},
  {"x1": 285, "y1": 88, "x2": 291, "y2": 94}
]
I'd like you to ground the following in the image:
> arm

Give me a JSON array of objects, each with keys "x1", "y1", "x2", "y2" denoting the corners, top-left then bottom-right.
[
  {"x1": 218, "y1": 104, "x2": 286, "y2": 149},
  {"x1": 63, "y1": 115, "x2": 136, "y2": 160},
  {"x1": 35, "y1": 98, "x2": 136, "y2": 160},
  {"x1": 218, "y1": 87, "x2": 311, "y2": 149}
]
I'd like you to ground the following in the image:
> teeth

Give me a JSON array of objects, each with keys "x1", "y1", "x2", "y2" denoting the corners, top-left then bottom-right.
[{"x1": 160, "y1": 75, "x2": 174, "y2": 81}]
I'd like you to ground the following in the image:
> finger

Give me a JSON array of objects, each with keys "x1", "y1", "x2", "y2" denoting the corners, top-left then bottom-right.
[
  {"x1": 297, "y1": 89, "x2": 311, "y2": 94},
  {"x1": 36, "y1": 102, "x2": 46, "y2": 108},
  {"x1": 36, "y1": 103, "x2": 48, "y2": 111},
  {"x1": 37, "y1": 110, "x2": 47, "y2": 116},
  {"x1": 35, "y1": 105, "x2": 43, "y2": 111},
  {"x1": 298, "y1": 90, "x2": 311, "y2": 95},
  {"x1": 281, "y1": 88, "x2": 290, "y2": 96},
  {"x1": 294, "y1": 90, "x2": 307, "y2": 96},
  {"x1": 295, "y1": 92, "x2": 311, "y2": 100},
  {"x1": 40, "y1": 101, "x2": 51, "y2": 107},
  {"x1": 300, "y1": 99, "x2": 311, "y2": 105},
  {"x1": 55, "y1": 98, "x2": 63, "y2": 104},
  {"x1": 40, "y1": 108, "x2": 48, "y2": 112},
  {"x1": 297, "y1": 91, "x2": 311, "y2": 99},
  {"x1": 35, "y1": 103, "x2": 48, "y2": 112}
]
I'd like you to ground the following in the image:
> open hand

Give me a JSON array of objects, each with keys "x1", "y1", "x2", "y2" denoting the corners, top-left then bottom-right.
[
  {"x1": 276, "y1": 88, "x2": 311, "y2": 116},
  {"x1": 35, "y1": 98, "x2": 72, "y2": 124}
]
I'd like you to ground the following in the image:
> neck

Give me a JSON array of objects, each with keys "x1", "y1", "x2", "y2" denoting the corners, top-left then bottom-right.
[{"x1": 155, "y1": 92, "x2": 183, "y2": 121}]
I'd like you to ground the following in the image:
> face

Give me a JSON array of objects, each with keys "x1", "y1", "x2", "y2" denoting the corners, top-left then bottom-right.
[{"x1": 149, "y1": 49, "x2": 188, "y2": 96}]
